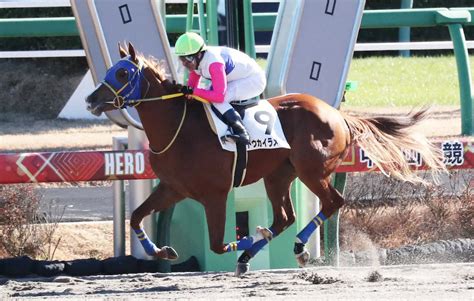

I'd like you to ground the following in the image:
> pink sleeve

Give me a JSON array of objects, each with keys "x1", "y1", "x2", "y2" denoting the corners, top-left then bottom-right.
[
  {"x1": 187, "y1": 71, "x2": 201, "y2": 88},
  {"x1": 193, "y1": 62, "x2": 226, "y2": 103}
]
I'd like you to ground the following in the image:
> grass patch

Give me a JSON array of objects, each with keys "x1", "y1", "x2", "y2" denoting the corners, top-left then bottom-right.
[
  {"x1": 259, "y1": 55, "x2": 473, "y2": 108},
  {"x1": 345, "y1": 55, "x2": 471, "y2": 107}
]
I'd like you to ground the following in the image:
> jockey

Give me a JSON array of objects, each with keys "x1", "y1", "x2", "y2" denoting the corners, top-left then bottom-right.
[{"x1": 175, "y1": 32, "x2": 266, "y2": 145}]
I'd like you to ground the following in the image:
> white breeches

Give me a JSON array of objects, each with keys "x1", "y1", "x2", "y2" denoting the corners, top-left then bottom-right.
[{"x1": 213, "y1": 71, "x2": 266, "y2": 114}]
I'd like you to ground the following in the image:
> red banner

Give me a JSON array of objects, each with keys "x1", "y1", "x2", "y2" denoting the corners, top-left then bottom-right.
[
  {"x1": 0, "y1": 140, "x2": 472, "y2": 184},
  {"x1": 0, "y1": 150, "x2": 156, "y2": 184},
  {"x1": 336, "y1": 139, "x2": 474, "y2": 173}
]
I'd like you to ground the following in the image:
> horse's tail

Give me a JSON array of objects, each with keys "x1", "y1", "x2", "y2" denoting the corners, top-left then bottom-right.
[{"x1": 342, "y1": 108, "x2": 446, "y2": 184}]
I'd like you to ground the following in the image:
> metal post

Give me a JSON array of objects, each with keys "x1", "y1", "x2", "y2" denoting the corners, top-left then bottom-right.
[
  {"x1": 197, "y1": 0, "x2": 207, "y2": 40},
  {"x1": 225, "y1": 0, "x2": 239, "y2": 49},
  {"x1": 447, "y1": 23, "x2": 473, "y2": 135},
  {"x1": 112, "y1": 136, "x2": 128, "y2": 257},
  {"x1": 324, "y1": 172, "x2": 347, "y2": 266},
  {"x1": 128, "y1": 127, "x2": 155, "y2": 259},
  {"x1": 399, "y1": 0, "x2": 413, "y2": 57},
  {"x1": 206, "y1": 0, "x2": 219, "y2": 45},
  {"x1": 243, "y1": 0, "x2": 256, "y2": 58},
  {"x1": 186, "y1": 0, "x2": 195, "y2": 31}
]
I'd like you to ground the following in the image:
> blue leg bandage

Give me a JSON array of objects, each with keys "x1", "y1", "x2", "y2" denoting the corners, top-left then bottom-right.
[
  {"x1": 225, "y1": 227, "x2": 277, "y2": 253},
  {"x1": 247, "y1": 227, "x2": 278, "y2": 257},
  {"x1": 134, "y1": 228, "x2": 159, "y2": 256},
  {"x1": 296, "y1": 212, "x2": 327, "y2": 244},
  {"x1": 225, "y1": 236, "x2": 254, "y2": 252}
]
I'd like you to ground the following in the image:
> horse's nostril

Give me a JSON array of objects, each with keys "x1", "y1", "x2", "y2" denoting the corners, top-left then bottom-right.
[{"x1": 86, "y1": 94, "x2": 96, "y2": 104}]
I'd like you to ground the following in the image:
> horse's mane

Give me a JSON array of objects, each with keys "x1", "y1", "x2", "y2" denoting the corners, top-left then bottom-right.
[
  {"x1": 136, "y1": 52, "x2": 192, "y2": 100},
  {"x1": 137, "y1": 53, "x2": 168, "y2": 81}
]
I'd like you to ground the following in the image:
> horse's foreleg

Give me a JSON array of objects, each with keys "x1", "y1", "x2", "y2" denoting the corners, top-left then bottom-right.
[
  {"x1": 293, "y1": 177, "x2": 345, "y2": 267},
  {"x1": 130, "y1": 182, "x2": 184, "y2": 260},
  {"x1": 223, "y1": 226, "x2": 273, "y2": 252},
  {"x1": 234, "y1": 198, "x2": 294, "y2": 277},
  {"x1": 203, "y1": 199, "x2": 228, "y2": 254}
]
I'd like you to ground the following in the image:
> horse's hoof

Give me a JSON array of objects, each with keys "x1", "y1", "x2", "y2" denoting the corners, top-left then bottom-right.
[
  {"x1": 256, "y1": 226, "x2": 273, "y2": 241},
  {"x1": 157, "y1": 246, "x2": 179, "y2": 261},
  {"x1": 295, "y1": 249, "x2": 310, "y2": 268},
  {"x1": 234, "y1": 262, "x2": 250, "y2": 277}
]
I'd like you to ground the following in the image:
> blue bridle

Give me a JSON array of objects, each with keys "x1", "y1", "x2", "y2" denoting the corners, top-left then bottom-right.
[
  {"x1": 101, "y1": 56, "x2": 144, "y2": 108},
  {"x1": 99, "y1": 55, "x2": 199, "y2": 112}
]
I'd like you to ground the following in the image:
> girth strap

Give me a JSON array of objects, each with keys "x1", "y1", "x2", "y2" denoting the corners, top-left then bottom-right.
[
  {"x1": 233, "y1": 141, "x2": 248, "y2": 187},
  {"x1": 210, "y1": 105, "x2": 248, "y2": 187}
]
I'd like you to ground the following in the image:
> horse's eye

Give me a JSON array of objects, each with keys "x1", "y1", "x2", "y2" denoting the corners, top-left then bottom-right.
[{"x1": 116, "y1": 68, "x2": 129, "y2": 81}]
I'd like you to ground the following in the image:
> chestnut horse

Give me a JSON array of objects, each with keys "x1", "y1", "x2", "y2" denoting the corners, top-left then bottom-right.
[{"x1": 86, "y1": 43, "x2": 445, "y2": 275}]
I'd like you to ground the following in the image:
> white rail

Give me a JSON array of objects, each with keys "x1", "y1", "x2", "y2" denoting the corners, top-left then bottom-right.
[
  {"x1": 0, "y1": 0, "x2": 70, "y2": 8},
  {"x1": 2, "y1": 41, "x2": 473, "y2": 59},
  {"x1": 256, "y1": 40, "x2": 474, "y2": 54},
  {"x1": 355, "y1": 40, "x2": 474, "y2": 51},
  {"x1": 0, "y1": 0, "x2": 280, "y2": 8},
  {"x1": 0, "y1": 49, "x2": 85, "y2": 58}
]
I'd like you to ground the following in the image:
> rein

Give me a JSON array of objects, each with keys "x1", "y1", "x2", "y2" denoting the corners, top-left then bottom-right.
[
  {"x1": 101, "y1": 58, "x2": 209, "y2": 108},
  {"x1": 107, "y1": 92, "x2": 186, "y2": 109},
  {"x1": 149, "y1": 100, "x2": 187, "y2": 155}
]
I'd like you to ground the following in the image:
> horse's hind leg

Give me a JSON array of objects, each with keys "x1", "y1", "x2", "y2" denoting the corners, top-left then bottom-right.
[
  {"x1": 130, "y1": 182, "x2": 184, "y2": 260},
  {"x1": 293, "y1": 176, "x2": 344, "y2": 267},
  {"x1": 235, "y1": 160, "x2": 296, "y2": 275}
]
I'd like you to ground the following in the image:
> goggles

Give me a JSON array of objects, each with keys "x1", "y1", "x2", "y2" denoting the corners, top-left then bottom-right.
[{"x1": 179, "y1": 55, "x2": 196, "y2": 63}]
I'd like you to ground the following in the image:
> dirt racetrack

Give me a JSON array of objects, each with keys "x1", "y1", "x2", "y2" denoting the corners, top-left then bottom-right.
[{"x1": 1, "y1": 263, "x2": 472, "y2": 300}]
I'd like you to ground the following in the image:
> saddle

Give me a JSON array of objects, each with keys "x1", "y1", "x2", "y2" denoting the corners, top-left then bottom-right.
[{"x1": 203, "y1": 99, "x2": 290, "y2": 187}]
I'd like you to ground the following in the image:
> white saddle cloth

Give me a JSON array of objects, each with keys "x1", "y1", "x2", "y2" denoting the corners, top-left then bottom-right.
[{"x1": 204, "y1": 99, "x2": 291, "y2": 152}]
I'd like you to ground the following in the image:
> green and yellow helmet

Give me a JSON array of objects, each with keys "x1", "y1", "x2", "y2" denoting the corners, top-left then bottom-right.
[{"x1": 175, "y1": 32, "x2": 206, "y2": 56}]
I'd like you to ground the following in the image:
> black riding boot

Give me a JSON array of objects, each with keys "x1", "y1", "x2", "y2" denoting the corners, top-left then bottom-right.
[{"x1": 222, "y1": 109, "x2": 250, "y2": 145}]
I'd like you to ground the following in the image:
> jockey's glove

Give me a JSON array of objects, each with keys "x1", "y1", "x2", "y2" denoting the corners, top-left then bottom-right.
[{"x1": 180, "y1": 86, "x2": 194, "y2": 95}]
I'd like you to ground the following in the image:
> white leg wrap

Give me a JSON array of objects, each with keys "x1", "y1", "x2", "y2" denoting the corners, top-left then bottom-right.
[{"x1": 250, "y1": 232, "x2": 264, "y2": 243}]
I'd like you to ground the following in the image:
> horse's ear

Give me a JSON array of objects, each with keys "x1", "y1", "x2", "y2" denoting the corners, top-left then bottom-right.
[
  {"x1": 128, "y1": 42, "x2": 137, "y2": 62},
  {"x1": 119, "y1": 43, "x2": 127, "y2": 58}
]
